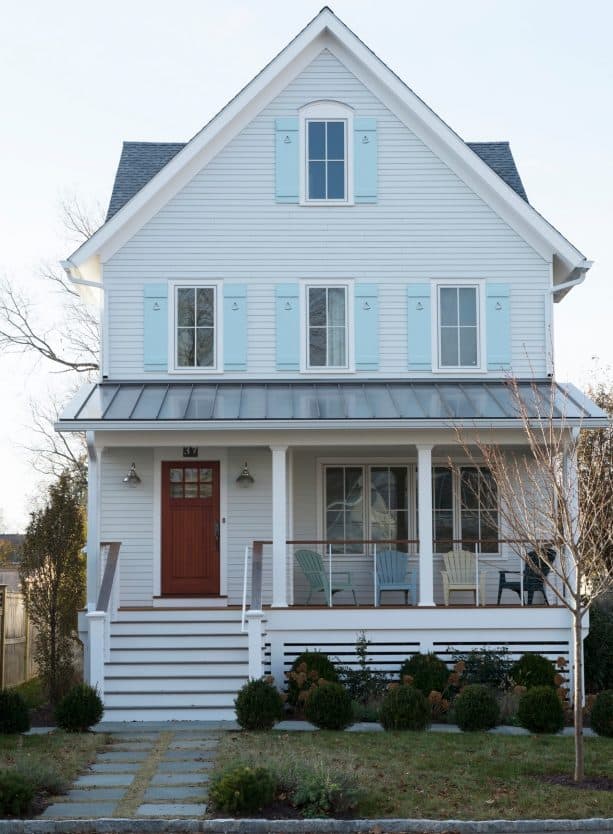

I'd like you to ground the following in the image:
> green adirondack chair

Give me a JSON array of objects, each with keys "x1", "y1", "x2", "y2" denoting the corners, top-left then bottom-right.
[
  {"x1": 376, "y1": 549, "x2": 417, "y2": 605},
  {"x1": 295, "y1": 549, "x2": 358, "y2": 606}
]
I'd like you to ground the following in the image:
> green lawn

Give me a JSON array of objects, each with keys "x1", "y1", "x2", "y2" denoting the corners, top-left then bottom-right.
[{"x1": 215, "y1": 730, "x2": 613, "y2": 819}]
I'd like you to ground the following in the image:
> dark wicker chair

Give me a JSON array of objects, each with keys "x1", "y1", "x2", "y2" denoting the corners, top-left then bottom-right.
[{"x1": 497, "y1": 548, "x2": 556, "y2": 605}]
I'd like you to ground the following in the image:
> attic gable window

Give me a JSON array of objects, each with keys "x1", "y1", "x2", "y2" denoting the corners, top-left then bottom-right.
[
  {"x1": 300, "y1": 101, "x2": 353, "y2": 204},
  {"x1": 307, "y1": 120, "x2": 346, "y2": 200}
]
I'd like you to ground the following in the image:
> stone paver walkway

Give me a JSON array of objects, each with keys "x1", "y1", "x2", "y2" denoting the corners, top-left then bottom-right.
[{"x1": 42, "y1": 726, "x2": 220, "y2": 819}]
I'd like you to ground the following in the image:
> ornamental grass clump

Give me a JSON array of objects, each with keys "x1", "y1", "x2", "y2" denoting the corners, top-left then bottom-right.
[
  {"x1": 511, "y1": 653, "x2": 556, "y2": 689},
  {"x1": 380, "y1": 684, "x2": 431, "y2": 731},
  {"x1": 0, "y1": 689, "x2": 31, "y2": 734},
  {"x1": 293, "y1": 767, "x2": 360, "y2": 817},
  {"x1": 54, "y1": 683, "x2": 103, "y2": 732},
  {"x1": 287, "y1": 651, "x2": 339, "y2": 706},
  {"x1": 234, "y1": 677, "x2": 284, "y2": 730},
  {"x1": 304, "y1": 682, "x2": 353, "y2": 730},
  {"x1": 589, "y1": 690, "x2": 613, "y2": 737},
  {"x1": 209, "y1": 765, "x2": 275, "y2": 814},
  {"x1": 517, "y1": 685, "x2": 564, "y2": 734},
  {"x1": 399, "y1": 652, "x2": 449, "y2": 696},
  {"x1": 454, "y1": 684, "x2": 500, "y2": 731}
]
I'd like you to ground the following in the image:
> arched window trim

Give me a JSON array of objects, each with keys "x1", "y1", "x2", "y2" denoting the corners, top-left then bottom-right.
[{"x1": 299, "y1": 100, "x2": 354, "y2": 205}]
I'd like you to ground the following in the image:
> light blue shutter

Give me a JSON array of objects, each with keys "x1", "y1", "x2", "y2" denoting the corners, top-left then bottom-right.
[
  {"x1": 144, "y1": 283, "x2": 168, "y2": 371},
  {"x1": 275, "y1": 283, "x2": 300, "y2": 370},
  {"x1": 354, "y1": 118, "x2": 377, "y2": 203},
  {"x1": 275, "y1": 118, "x2": 299, "y2": 203},
  {"x1": 407, "y1": 284, "x2": 432, "y2": 371},
  {"x1": 486, "y1": 283, "x2": 511, "y2": 370},
  {"x1": 223, "y1": 284, "x2": 247, "y2": 371},
  {"x1": 354, "y1": 284, "x2": 379, "y2": 370}
]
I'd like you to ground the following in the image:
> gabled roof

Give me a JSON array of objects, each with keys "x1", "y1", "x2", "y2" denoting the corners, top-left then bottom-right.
[
  {"x1": 106, "y1": 139, "x2": 528, "y2": 221},
  {"x1": 63, "y1": 6, "x2": 589, "y2": 289}
]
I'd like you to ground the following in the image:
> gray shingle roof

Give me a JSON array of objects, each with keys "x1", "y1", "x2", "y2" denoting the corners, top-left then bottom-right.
[{"x1": 105, "y1": 138, "x2": 528, "y2": 220}]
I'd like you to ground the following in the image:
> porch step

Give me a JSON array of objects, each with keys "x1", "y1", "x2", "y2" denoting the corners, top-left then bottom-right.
[
  {"x1": 111, "y1": 620, "x2": 244, "y2": 636},
  {"x1": 104, "y1": 691, "x2": 238, "y2": 708},
  {"x1": 114, "y1": 608, "x2": 242, "y2": 622},
  {"x1": 109, "y1": 647, "x2": 248, "y2": 664},
  {"x1": 105, "y1": 661, "x2": 248, "y2": 678},
  {"x1": 111, "y1": 633, "x2": 246, "y2": 649},
  {"x1": 104, "y1": 674, "x2": 248, "y2": 693},
  {"x1": 101, "y1": 706, "x2": 237, "y2": 722}
]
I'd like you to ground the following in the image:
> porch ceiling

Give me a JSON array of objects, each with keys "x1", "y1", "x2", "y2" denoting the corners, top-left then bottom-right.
[{"x1": 56, "y1": 379, "x2": 608, "y2": 431}]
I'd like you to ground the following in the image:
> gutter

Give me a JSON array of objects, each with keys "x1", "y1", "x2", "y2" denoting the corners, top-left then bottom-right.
[
  {"x1": 551, "y1": 261, "x2": 593, "y2": 299},
  {"x1": 60, "y1": 259, "x2": 103, "y2": 291}
]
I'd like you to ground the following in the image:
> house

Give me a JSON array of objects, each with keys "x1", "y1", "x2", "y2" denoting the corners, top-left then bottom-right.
[{"x1": 58, "y1": 8, "x2": 607, "y2": 721}]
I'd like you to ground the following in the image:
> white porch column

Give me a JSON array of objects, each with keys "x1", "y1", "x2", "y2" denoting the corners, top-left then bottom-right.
[
  {"x1": 271, "y1": 445, "x2": 288, "y2": 607},
  {"x1": 86, "y1": 432, "x2": 100, "y2": 611},
  {"x1": 417, "y1": 444, "x2": 435, "y2": 606}
]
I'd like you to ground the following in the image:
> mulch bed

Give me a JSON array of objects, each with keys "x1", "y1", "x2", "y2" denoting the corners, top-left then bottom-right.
[
  {"x1": 544, "y1": 775, "x2": 613, "y2": 791},
  {"x1": 29, "y1": 704, "x2": 56, "y2": 727}
]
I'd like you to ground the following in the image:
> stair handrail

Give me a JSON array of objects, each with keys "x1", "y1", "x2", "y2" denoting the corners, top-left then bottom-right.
[{"x1": 97, "y1": 542, "x2": 121, "y2": 613}]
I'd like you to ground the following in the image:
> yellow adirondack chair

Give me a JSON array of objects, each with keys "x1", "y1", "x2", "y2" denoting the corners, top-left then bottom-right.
[{"x1": 441, "y1": 550, "x2": 488, "y2": 606}]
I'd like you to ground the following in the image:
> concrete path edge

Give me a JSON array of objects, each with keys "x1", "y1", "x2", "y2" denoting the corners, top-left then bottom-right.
[{"x1": 1, "y1": 817, "x2": 613, "y2": 834}]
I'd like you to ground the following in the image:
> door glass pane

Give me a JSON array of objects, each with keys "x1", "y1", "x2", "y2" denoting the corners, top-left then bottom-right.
[
  {"x1": 440, "y1": 328, "x2": 458, "y2": 366},
  {"x1": 326, "y1": 122, "x2": 345, "y2": 159},
  {"x1": 308, "y1": 161, "x2": 326, "y2": 199},
  {"x1": 200, "y1": 482, "x2": 213, "y2": 498},
  {"x1": 459, "y1": 287, "x2": 477, "y2": 325},
  {"x1": 170, "y1": 484, "x2": 183, "y2": 498},
  {"x1": 170, "y1": 468, "x2": 183, "y2": 482},
  {"x1": 459, "y1": 327, "x2": 478, "y2": 366},
  {"x1": 184, "y1": 468, "x2": 198, "y2": 482},
  {"x1": 184, "y1": 483, "x2": 198, "y2": 498},
  {"x1": 177, "y1": 288, "x2": 195, "y2": 327},
  {"x1": 308, "y1": 121, "x2": 325, "y2": 159},
  {"x1": 434, "y1": 510, "x2": 453, "y2": 553},
  {"x1": 327, "y1": 162, "x2": 345, "y2": 199},
  {"x1": 199, "y1": 468, "x2": 213, "y2": 482},
  {"x1": 461, "y1": 510, "x2": 479, "y2": 549},
  {"x1": 440, "y1": 288, "x2": 458, "y2": 326},
  {"x1": 433, "y1": 468, "x2": 452, "y2": 508},
  {"x1": 325, "y1": 466, "x2": 363, "y2": 554},
  {"x1": 460, "y1": 468, "x2": 479, "y2": 509}
]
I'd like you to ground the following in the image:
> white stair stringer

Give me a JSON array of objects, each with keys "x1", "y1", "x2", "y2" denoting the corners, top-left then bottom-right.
[{"x1": 101, "y1": 610, "x2": 249, "y2": 721}]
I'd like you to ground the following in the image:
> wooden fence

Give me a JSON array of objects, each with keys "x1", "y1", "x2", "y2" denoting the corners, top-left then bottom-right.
[{"x1": 0, "y1": 585, "x2": 36, "y2": 688}]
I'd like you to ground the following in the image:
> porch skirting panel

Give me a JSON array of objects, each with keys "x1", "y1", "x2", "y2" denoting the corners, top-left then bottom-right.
[{"x1": 262, "y1": 607, "x2": 574, "y2": 692}]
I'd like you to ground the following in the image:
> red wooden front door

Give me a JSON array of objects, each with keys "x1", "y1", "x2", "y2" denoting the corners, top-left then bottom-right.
[{"x1": 161, "y1": 461, "x2": 220, "y2": 596}]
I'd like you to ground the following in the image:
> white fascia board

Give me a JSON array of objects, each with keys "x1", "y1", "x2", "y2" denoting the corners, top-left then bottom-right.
[
  {"x1": 64, "y1": 7, "x2": 589, "y2": 280},
  {"x1": 54, "y1": 416, "x2": 609, "y2": 434}
]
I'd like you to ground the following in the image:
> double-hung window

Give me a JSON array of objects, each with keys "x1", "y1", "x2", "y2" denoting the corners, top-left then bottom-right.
[
  {"x1": 305, "y1": 284, "x2": 349, "y2": 369},
  {"x1": 433, "y1": 466, "x2": 499, "y2": 553},
  {"x1": 306, "y1": 120, "x2": 346, "y2": 201},
  {"x1": 173, "y1": 284, "x2": 218, "y2": 370},
  {"x1": 436, "y1": 282, "x2": 483, "y2": 370}
]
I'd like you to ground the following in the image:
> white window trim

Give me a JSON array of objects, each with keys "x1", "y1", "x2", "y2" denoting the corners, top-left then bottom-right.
[
  {"x1": 168, "y1": 280, "x2": 223, "y2": 374},
  {"x1": 299, "y1": 100, "x2": 354, "y2": 206},
  {"x1": 300, "y1": 279, "x2": 355, "y2": 374},
  {"x1": 431, "y1": 278, "x2": 487, "y2": 374}
]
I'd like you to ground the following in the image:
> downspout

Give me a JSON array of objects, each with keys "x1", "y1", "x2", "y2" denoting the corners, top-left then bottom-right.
[{"x1": 86, "y1": 431, "x2": 100, "y2": 612}]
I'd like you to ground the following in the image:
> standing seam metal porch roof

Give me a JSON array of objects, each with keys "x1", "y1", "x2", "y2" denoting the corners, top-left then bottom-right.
[{"x1": 57, "y1": 380, "x2": 608, "y2": 427}]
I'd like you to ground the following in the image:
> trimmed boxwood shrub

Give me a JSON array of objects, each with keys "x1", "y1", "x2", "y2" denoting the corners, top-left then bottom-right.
[
  {"x1": 0, "y1": 771, "x2": 35, "y2": 816},
  {"x1": 589, "y1": 690, "x2": 613, "y2": 737},
  {"x1": 584, "y1": 603, "x2": 613, "y2": 692},
  {"x1": 511, "y1": 653, "x2": 556, "y2": 689},
  {"x1": 0, "y1": 689, "x2": 30, "y2": 735},
  {"x1": 380, "y1": 684, "x2": 431, "y2": 731},
  {"x1": 399, "y1": 653, "x2": 448, "y2": 696},
  {"x1": 55, "y1": 683, "x2": 103, "y2": 732},
  {"x1": 287, "y1": 651, "x2": 339, "y2": 706},
  {"x1": 209, "y1": 765, "x2": 275, "y2": 814},
  {"x1": 234, "y1": 678, "x2": 284, "y2": 730},
  {"x1": 304, "y1": 682, "x2": 353, "y2": 730},
  {"x1": 517, "y1": 685, "x2": 564, "y2": 733},
  {"x1": 454, "y1": 684, "x2": 500, "y2": 731}
]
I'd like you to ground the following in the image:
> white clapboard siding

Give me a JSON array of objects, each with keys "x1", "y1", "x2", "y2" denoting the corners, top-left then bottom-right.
[{"x1": 104, "y1": 49, "x2": 549, "y2": 380}]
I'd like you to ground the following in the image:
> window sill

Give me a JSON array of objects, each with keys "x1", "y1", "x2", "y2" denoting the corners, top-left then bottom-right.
[
  {"x1": 300, "y1": 367, "x2": 356, "y2": 375},
  {"x1": 299, "y1": 199, "x2": 355, "y2": 207},
  {"x1": 168, "y1": 367, "x2": 224, "y2": 375}
]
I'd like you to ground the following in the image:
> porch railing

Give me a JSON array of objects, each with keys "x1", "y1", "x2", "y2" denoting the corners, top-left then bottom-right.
[{"x1": 87, "y1": 541, "x2": 121, "y2": 699}]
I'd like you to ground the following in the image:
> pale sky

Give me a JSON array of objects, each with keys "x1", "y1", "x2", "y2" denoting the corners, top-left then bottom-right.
[{"x1": 0, "y1": 0, "x2": 612, "y2": 531}]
